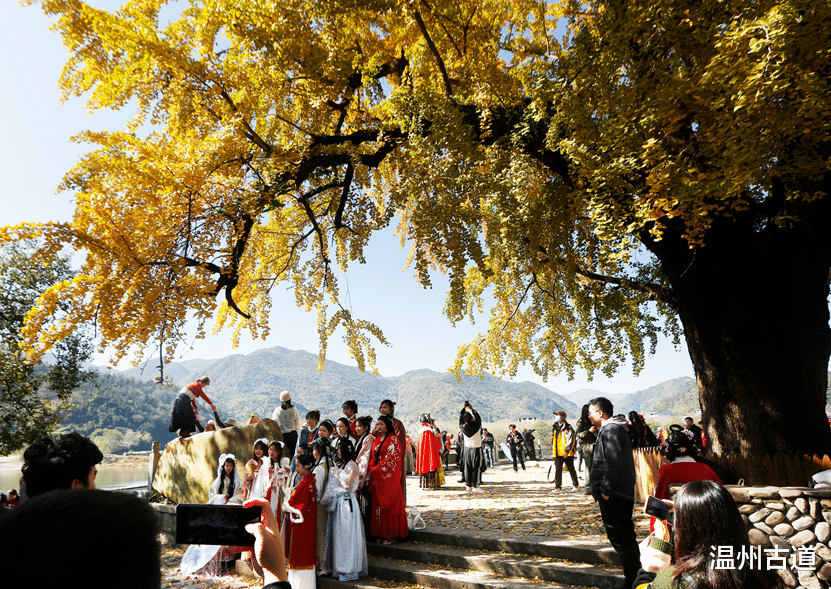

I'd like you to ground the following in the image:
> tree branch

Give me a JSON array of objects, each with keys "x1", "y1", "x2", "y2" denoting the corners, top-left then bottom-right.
[
  {"x1": 334, "y1": 163, "x2": 354, "y2": 231},
  {"x1": 575, "y1": 268, "x2": 677, "y2": 309},
  {"x1": 409, "y1": 4, "x2": 454, "y2": 96},
  {"x1": 217, "y1": 88, "x2": 273, "y2": 154}
]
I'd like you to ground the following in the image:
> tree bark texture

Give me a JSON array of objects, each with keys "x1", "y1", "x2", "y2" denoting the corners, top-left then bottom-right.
[{"x1": 643, "y1": 198, "x2": 831, "y2": 457}]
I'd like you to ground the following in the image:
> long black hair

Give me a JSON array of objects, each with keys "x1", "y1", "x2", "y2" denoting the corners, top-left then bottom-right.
[
  {"x1": 220, "y1": 456, "x2": 237, "y2": 499},
  {"x1": 338, "y1": 437, "x2": 355, "y2": 464},
  {"x1": 662, "y1": 429, "x2": 697, "y2": 461},
  {"x1": 628, "y1": 411, "x2": 646, "y2": 448},
  {"x1": 376, "y1": 414, "x2": 394, "y2": 440},
  {"x1": 673, "y1": 480, "x2": 784, "y2": 589},
  {"x1": 373, "y1": 415, "x2": 395, "y2": 466},
  {"x1": 268, "y1": 440, "x2": 284, "y2": 463},
  {"x1": 355, "y1": 415, "x2": 373, "y2": 454}
]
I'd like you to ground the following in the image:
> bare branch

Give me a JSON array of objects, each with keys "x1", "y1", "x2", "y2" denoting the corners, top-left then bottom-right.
[
  {"x1": 334, "y1": 163, "x2": 354, "y2": 231},
  {"x1": 575, "y1": 268, "x2": 677, "y2": 308}
]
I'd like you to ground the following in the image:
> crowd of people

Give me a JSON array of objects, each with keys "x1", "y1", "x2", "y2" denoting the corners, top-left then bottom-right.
[
  {"x1": 227, "y1": 395, "x2": 415, "y2": 588},
  {"x1": 4, "y1": 380, "x2": 763, "y2": 589}
]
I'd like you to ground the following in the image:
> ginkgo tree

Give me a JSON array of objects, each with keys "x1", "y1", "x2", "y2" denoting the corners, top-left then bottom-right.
[{"x1": 6, "y1": 0, "x2": 830, "y2": 456}]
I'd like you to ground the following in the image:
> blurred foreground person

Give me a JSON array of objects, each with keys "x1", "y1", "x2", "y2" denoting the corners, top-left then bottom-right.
[
  {"x1": 0, "y1": 489, "x2": 161, "y2": 589},
  {"x1": 22, "y1": 432, "x2": 103, "y2": 497}
]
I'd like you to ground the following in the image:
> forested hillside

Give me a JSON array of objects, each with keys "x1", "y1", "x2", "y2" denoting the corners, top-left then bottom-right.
[
  {"x1": 58, "y1": 372, "x2": 178, "y2": 453},
  {"x1": 62, "y1": 347, "x2": 819, "y2": 454}
]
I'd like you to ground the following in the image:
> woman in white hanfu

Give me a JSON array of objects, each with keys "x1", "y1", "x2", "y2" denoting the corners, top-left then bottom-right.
[
  {"x1": 251, "y1": 440, "x2": 291, "y2": 526},
  {"x1": 180, "y1": 454, "x2": 245, "y2": 576},
  {"x1": 321, "y1": 438, "x2": 368, "y2": 581},
  {"x1": 208, "y1": 453, "x2": 245, "y2": 504}
]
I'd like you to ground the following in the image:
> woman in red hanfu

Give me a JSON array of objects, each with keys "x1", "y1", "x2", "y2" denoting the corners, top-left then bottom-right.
[
  {"x1": 282, "y1": 453, "x2": 318, "y2": 589},
  {"x1": 416, "y1": 413, "x2": 441, "y2": 489},
  {"x1": 369, "y1": 415, "x2": 409, "y2": 545}
]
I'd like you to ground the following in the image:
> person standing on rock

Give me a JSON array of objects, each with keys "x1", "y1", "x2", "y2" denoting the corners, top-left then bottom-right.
[
  {"x1": 588, "y1": 397, "x2": 640, "y2": 589},
  {"x1": 169, "y1": 376, "x2": 216, "y2": 438},
  {"x1": 272, "y1": 391, "x2": 301, "y2": 456},
  {"x1": 459, "y1": 402, "x2": 485, "y2": 493}
]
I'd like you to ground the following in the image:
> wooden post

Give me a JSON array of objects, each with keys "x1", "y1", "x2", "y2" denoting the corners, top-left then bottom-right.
[{"x1": 148, "y1": 441, "x2": 160, "y2": 492}]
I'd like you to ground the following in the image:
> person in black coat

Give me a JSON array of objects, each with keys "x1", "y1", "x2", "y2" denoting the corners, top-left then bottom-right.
[{"x1": 506, "y1": 424, "x2": 526, "y2": 472}]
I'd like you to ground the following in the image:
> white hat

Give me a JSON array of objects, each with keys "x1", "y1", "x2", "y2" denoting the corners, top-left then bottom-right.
[{"x1": 280, "y1": 391, "x2": 291, "y2": 402}]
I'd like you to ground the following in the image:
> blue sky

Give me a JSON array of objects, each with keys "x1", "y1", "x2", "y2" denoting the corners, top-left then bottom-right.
[{"x1": 0, "y1": 1, "x2": 696, "y2": 397}]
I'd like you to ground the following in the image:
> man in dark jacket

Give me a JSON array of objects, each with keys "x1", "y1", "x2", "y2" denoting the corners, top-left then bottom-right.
[{"x1": 589, "y1": 397, "x2": 639, "y2": 589}]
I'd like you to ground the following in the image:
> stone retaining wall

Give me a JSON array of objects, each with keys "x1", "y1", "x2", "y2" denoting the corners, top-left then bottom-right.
[{"x1": 724, "y1": 485, "x2": 831, "y2": 589}]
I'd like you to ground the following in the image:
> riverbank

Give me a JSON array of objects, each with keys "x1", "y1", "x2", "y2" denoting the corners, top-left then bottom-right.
[{"x1": 0, "y1": 452, "x2": 149, "y2": 472}]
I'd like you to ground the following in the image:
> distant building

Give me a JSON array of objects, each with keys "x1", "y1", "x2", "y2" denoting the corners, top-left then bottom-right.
[{"x1": 517, "y1": 415, "x2": 539, "y2": 423}]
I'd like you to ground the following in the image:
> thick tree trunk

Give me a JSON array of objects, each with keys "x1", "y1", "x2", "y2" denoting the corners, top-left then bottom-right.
[{"x1": 644, "y1": 201, "x2": 831, "y2": 457}]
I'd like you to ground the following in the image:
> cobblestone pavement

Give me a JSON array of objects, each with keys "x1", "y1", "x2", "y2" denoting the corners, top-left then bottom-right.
[
  {"x1": 161, "y1": 458, "x2": 651, "y2": 588},
  {"x1": 411, "y1": 460, "x2": 651, "y2": 540}
]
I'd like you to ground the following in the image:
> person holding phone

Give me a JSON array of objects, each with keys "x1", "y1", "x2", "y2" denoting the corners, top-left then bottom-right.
[
  {"x1": 459, "y1": 402, "x2": 485, "y2": 493},
  {"x1": 636, "y1": 480, "x2": 784, "y2": 589},
  {"x1": 243, "y1": 497, "x2": 291, "y2": 589}
]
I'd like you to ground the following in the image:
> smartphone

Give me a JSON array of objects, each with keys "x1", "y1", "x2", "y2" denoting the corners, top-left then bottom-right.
[
  {"x1": 643, "y1": 495, "x2": 674, "y2": 521},
  {"x1": 176, "y1": 503, "x2": 262, "y2": 546}
]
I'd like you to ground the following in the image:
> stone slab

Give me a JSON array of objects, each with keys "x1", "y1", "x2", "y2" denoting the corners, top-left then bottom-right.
[
  {"x1": 749, "y1": 486, "x2": 782, "y2": 499},
  {"x1": 750, "y1": 507, "x2": 772, "y2": 523},
  {"x1": 748, "y1": 528, "x2": 772, "y2": 548}
]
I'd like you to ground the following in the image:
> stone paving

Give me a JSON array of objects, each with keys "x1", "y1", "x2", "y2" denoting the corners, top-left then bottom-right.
[{"x1": 161, "y1": 458, "x2": 651, "y2": 588}]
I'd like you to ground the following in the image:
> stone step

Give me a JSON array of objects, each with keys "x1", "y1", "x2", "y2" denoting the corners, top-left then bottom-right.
[
  {"x1": 317, "y1": 574, "x2": 425, "y2": 589},
  {"x1": 365, "y1": 553, "x2": 613, "y2": 589},
  {"x1": 367, "y1": 541, "x2": 623, "y2": 589},
  {"x1": 408, "y1": 526, "x2": 621, "y2": 566}
]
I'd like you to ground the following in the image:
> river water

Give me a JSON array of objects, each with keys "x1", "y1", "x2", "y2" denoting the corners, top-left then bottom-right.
[{"x1": 0, "y1": 459, "x2": 149, "y2": 492}]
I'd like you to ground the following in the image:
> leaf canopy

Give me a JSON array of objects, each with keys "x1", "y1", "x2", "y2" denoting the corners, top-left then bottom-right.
[{"x1": 6, "y1": 0, "x2": 830, "y2": 382}]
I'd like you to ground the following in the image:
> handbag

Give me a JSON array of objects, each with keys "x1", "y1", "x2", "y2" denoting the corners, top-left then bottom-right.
[{"x1": 407, "y1": 506, "x2": 426, "y2": 530}]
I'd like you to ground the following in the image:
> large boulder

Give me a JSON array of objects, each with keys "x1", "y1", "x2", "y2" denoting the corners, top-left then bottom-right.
[{"x1": 153, "y1": 419, "x2": 282, "y2": 504}]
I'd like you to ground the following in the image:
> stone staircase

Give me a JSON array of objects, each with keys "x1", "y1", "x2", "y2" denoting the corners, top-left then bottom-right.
[{"x1": 318, "y1": 526, "x2": 625, "y2": 589}]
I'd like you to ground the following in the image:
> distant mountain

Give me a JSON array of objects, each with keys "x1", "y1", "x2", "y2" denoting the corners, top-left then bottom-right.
[
  {"x1": 565, "y1": 389, "x2": 632, "y2": 411},
  {"x1": 564, "y1": 377, "x2": 700, "y2": 418},
  {"x1": 120, "y1": 346, "x2": 580, "y2": 430}
]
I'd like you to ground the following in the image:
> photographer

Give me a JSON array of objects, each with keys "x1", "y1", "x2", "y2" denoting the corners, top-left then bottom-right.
[
  {"x1": 459, "y1": 401, "x2": 484, "y2": 493},
  {"x1": 637, "y1": 480, "x2": 784, "y2": 589}
]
